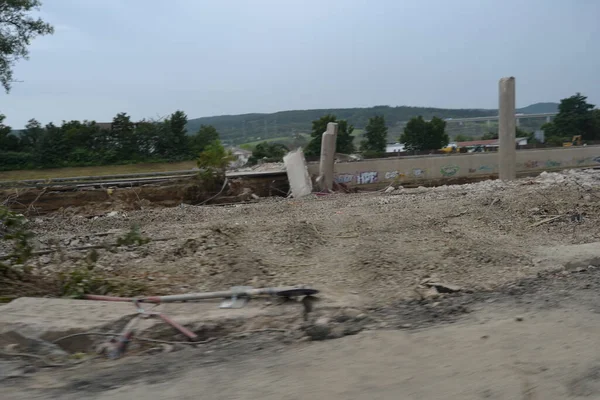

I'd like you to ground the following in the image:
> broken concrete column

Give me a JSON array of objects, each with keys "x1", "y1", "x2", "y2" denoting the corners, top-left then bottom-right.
[
  {"x1": 318, "y1": 122, "x2": 338, "y2": 191},
  {"x1": 283, "y1": 148, "x2": 313, "y2": 198},
  {"x1": 498, "y1": 77, "x2": 516, "y2": 181}
]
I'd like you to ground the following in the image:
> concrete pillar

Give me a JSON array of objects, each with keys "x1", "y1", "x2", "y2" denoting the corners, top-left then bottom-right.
[
  {"x1": 318, "y1": 122, "x2": 338, "y2": 191},
  {"x1": 498, "y1": 77, "x2": 516, "y2": 181}
]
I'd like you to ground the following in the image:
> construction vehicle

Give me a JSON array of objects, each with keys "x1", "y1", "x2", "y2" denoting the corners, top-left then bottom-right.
[
  {"x1": 440, "y1": 144, "x2": 458, "y2": 153},
  {"x1": 563, "y1": 135, "x2": 582, "y2": 147}
]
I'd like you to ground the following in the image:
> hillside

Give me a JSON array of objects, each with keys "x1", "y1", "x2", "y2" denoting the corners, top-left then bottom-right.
[{"x1": 186, "y1": 103, "x2": 559, "y2": 145}]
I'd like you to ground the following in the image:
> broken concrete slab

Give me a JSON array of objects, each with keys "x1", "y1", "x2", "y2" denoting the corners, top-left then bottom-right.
[{"x1": 283, "y1": 148, "x2": 313, "y2": 198}]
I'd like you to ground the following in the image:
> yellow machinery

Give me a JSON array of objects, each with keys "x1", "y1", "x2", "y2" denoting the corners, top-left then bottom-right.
[{"x1": 563, "y1": 135, "x2": 582, "y2": 147}]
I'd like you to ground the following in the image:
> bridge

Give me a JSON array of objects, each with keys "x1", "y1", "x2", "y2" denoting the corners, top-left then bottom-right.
[{"x1": 443, "y1": 112, "x2": 557, "y2": 126}]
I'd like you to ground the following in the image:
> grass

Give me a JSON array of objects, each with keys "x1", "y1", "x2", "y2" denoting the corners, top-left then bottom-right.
[{"x1": 0, "y1": 161, "x2": 197, "y2": 181}]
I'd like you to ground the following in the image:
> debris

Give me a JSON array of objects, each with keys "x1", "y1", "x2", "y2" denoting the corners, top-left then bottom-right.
[
  {"x1": 304, "y1": 317, "x2": 331, "y2": 341},
  {"x1": 384, "y1": 186, "x2": 395, "y2": 194},
  {"x1": 422, "y1": 281, "x2": 462, "y2": 293},
  {"x1": 530, "y1": 215, "x2": 563, "y2": 227},
  {"x1": 515, "y1": 316, "x2": 524, "y2": 322},
  {"x1": 283, "y1": 149, "x2": 313, "y2": 198}
]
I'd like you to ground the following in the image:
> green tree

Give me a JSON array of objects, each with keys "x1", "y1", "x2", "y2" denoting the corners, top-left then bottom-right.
[
  {"x1": 248, "y1": 142, "x2": 288, "y2": 165},
  {"x1": 360, "y1": 115, "x2": 388, "y2": 156},
  {"x1": 0, "y1": 0, "x2": 54, "y2": 92},
  {"x1": 35, "y1": 122, "x2": 67, "y2": 166},
  {"x1": 453, "y1": 134, "x2": 470, "y2": 142},
  {"x1": 305, "y1": 114, "x2": 355, "y2": 156},
  {"x1": 197, "y1": 140, "x2": 235, "y2": 183},
  {"x1": 481, "y1": 132, "x2": 498, "y2": 140},
  {"x1": 190, "y1": 124, "x2": 219, "y2": 155},
  {"x1": 168, "y1": 110, "x2": 188, "y2": 157},
  {"x1": 110, "y1": 112, "x2": 136, "y2": 159},
  {"x1": 400, "y1": 116, "x2": 448, "y2": 151},
  {"x1": 20, "y1": 118, "x2": 44, "y2": 150},
  {"x1": 0, "y1": 114, "x2": 20, "y2": 151},
  {"x1": 547, "y1": 93, "x2": 596, "y2": 140}
]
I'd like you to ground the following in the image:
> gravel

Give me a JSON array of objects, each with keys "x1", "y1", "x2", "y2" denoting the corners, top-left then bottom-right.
[{"x1": 20, "y1": 168, "x2": 600, "y2": 306}]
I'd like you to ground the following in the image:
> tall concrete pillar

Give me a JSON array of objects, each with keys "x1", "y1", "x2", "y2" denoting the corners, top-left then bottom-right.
[
  {"x1": 498, "y1": 77, "x2": 516, "y2": 181},
  {"x1": 318, "y1": 122, "x2": 338, "y2": 191}
]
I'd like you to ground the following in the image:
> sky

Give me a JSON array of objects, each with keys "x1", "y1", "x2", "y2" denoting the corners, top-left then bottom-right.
[{"x1": 1, "y1": 0, "x2": 599, "y2": 128}]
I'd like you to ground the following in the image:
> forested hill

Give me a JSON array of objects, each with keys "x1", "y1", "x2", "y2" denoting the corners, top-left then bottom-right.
[{"x1": 186, "y1": 103, "x2": 558, "y2": 145}]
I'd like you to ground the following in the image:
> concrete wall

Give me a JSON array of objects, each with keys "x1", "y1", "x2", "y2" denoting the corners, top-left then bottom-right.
[{"x1": 306, "y1": 146, "x2": 600, "y2": 187}]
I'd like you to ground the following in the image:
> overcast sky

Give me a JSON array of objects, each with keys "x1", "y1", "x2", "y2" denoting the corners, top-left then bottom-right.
[{"x1": 1, "y1": 0, "x2": 599, "y2": 128}]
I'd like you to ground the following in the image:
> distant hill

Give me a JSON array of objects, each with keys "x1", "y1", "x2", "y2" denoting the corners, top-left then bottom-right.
[
  {"x1": 186, "y1": 103, "x2": 559, "y2": 145},
  {"x1": 517, "y1": 102, "x2": 559, "y2": 114}
]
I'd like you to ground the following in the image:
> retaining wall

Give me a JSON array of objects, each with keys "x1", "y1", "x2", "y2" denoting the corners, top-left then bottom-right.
[{"x1": 307, "y1": 146, "x2": 600, "y2": 187}]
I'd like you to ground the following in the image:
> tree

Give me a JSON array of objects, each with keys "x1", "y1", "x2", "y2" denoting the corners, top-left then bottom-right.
[
  {"x1": 305, "y1": 114, "x2": 355, "y2": 156},
  {"x1": 545, "y1": 93, "x2": 596, "y2": 140},
  {"x1": 20, "y1": 118, "x2": 44, "y2": 150},
  {"x1": 453, "y1": 134, "x2": 470, "y2": 142},
  {"x1": 248, "y1": 142, "x2": 288, "y2": 165},
  {"x1": 400, "y1": 116, "x2": 448, "y2": 151},
  {"x1": 35, "y1": 122, "x2": 67, "y2": 166},
  {"x1": 0, "y1": 114, "x2": 18, "y2": 151},
  {"x1": 110, "y1": 112, "x2": 136, "y2": 159},
  {"x1": 0, "y1": 0, "x2": 54, "y2": 92},
  {"x1": 190, "y1": 124, "x2": 219, "y2": 155},
  {"x1": 360, "y1": 115, "x2": 388, "y2": 156},
  {"x1": 168, "y1": 110, "x2": 188, "y2": 157},
  {"x1": 197, "y1": 140, "x2": 235, "y2": 184},
  {"x1": 481, "y1": 132, "x2": 498, "y2": 140}
]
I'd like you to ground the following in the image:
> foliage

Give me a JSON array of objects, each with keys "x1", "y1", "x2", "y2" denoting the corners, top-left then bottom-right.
[
  {"x1": 0, "y1": 111, "x2": 199, "y2": 170},
  {"x1": 0, "y1": 206, "x2": 33, "y2": 280},
  {"x1": 480, "y1": 132, "x2": 498, "y2": 140},
  {"x1": 190, "y1": 124, "x2": 220, "y2": 155},
  {"x1": 59, "y1": 265, "x2": 147, "y2": 299},
  {"x1": 545, "y1": 135, "x2": 565, "y2": 147},
  {"x1": 453, "y1": 134, "x2": 470, "y2": 142},
  {"x1": 305, "y1": 114, "x2": 356, "y2": 156},
  {"x1": 360, "y1": 115, "x2": 388, "y2": 156},
  {"x1": 197, "y1": 140, "x2": 235, "y2": 182},
  {"x1": 248, "y1": 142, "x2": 288, "y2": 165},
  {"x1": 116, "y1": 225, "x2": 149, "y2": 247},
  {"x1": 400, "y1": 116, "x2": 449, "y2": 151},
  {"x1": 0, "y1": 0, "x2": 54, "y2": 92},
  {"x1": 542, "y1": 93, "x2": 598, "y2": 141}
]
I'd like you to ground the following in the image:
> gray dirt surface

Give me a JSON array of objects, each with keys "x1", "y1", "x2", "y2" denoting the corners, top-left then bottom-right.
[
  {"x1": 25, "y1": 169, "x2": 600, "y2": 306},
  {"x1": 5, "y1": 257, "x2": 600, "y2": 399}
]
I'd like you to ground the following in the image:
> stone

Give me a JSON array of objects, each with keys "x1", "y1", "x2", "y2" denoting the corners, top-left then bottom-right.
[
  {"x1": 384, "y1": 186, "x2": 395, "y2": 193},
  {"x1": 283, "y1": 149, "x2": 313, "y2": 198},
  {"x1": 515, "y1": 316, "x2": 524, "y2": 322}
]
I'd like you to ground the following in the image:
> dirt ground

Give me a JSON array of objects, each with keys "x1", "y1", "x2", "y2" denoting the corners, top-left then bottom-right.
[
  {"x1": 3, "y1": 168, "x2": 600, "y2": 399},
  {"x1": 15, "y1": 168, "x2": 600, "y2": 305},
  {"x1": 5, "y1": 259, "x2": 600, "y2": 399}
]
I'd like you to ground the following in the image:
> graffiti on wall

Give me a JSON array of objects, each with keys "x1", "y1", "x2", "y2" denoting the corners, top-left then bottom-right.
[
  {"x1": 335, "y1": 174, "x2": 354, "y2": 184},
  {"x1": 478, "y1": 165, "x2": 494, "y2": 172},
  {"x1": 440, "y1": 165, "x2": 459, "y2": 177},
  {"x1": 384, "y1": 170, "x2": 405, "y2": 180},
  {"x1": 356, "y1": 171, "x2": 378, "y2": 184},
  {"x1": 524, "y1": 160, "x2": 539, "y2": 169},
  {"x1": 593, "y1": 156, "x2": 600, "y2": 164},
  {"x1": 545, "y1": 160, "x2": 561, "y2": 168},
  {"x1": 412, "y1": 168, "x2": 426, "y2": 178}
]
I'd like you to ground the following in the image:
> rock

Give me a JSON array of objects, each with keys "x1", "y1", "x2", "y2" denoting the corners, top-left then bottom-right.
[
  {"x1": 384, "y1": 186, "x2": 395, "y2": 194},
  {"x1": 515, "y1": 316, "x2": 524, "y2": 322},
  {"x1": 415, "y1": 286, "x2": 439, "y2": 300},
  {"x1": 424, "y1": 281, "x2": 461, "y2": 293},
  {"x1": 304, "y1": 317, "x2": 331, "y2": 341}
]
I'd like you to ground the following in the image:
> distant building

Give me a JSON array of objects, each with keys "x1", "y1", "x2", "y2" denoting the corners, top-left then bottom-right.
[
  {"x1": 456, "y1": 137, "x2": 528, "y2": 150},
  {"x1": 229, "y1": 147, "x2": 252, "y2": 168},
  {"x1": 386, "y1": 143, "x2": 405, "y2": 153}
]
